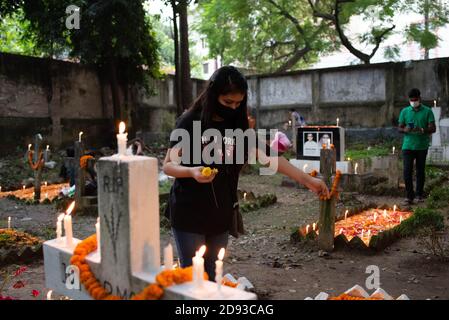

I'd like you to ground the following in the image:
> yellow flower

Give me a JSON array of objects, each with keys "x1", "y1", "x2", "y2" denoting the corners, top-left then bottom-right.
[{"x1": 201, "y1": 167, "x2": 212, "y2": 177}]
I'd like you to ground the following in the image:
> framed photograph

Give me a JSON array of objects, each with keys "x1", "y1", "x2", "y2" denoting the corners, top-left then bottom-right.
[{"x1": 303, "y1": 132, "x2": 320, "y2": 157}]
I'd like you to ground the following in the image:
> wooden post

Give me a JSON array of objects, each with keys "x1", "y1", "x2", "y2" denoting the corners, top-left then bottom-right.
[
  {"x1": 318, "y1": 148, "x2": 337, "y2": 251},
  {"x1": 33, "y1": 134, "x2": 43, "y2": 201},
  {"x1": 74, "y1": 141, "x2": 85, "y2": 212},
  {"x1": 291, "y1": 115, "x2": 297, "y2": 155}
]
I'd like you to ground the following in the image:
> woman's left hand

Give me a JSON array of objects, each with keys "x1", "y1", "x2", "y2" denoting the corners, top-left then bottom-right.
[{"x1": 306, "y1": 177, "x2": 330, "y2": 198}]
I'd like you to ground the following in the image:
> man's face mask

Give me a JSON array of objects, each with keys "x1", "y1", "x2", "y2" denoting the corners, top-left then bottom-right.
[{"x1": 410, "y1": 100, "x2": 420, "y2": 108}]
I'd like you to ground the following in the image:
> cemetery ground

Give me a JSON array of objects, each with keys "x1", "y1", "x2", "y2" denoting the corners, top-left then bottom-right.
[{"x1": 1, "y1": 148, "x2": 449, "y2": 300}]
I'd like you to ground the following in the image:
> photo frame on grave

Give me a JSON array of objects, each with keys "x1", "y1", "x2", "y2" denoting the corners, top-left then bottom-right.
[{"x1": 296, "y1": 126, "x2": 344, "y2": 161}]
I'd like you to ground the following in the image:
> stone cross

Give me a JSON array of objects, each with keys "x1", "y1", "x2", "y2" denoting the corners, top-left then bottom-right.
[
  {"x1": 43, "y1": 154, "x2": 256, "y2": 300},
  {"x1": 318, "y1": 148, "x2": 337, "y2": 251}
]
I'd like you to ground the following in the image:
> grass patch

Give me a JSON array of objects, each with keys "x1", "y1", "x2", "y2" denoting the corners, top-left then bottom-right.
[
  {"x1": 426, "y1": 186, "x2": 449, "y2": 209},
  {"x1": 345, "y1": 145, "x2": 392, "y2": 161},
  {"x1": 395, "y1": 207, "x2": 445, "y2": 237}
]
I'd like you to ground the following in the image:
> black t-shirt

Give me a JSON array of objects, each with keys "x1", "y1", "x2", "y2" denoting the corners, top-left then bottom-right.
[{"x1": 166, "y1": 110, "x2": 245, "y2": 235}]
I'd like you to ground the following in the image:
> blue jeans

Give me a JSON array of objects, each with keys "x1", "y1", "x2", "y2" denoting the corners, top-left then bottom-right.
[{"x1": 172, "y1": 228, "x2": 228, "y2": 281}]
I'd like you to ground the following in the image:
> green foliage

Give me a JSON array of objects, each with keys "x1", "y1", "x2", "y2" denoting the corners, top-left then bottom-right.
[
  {"x1": 195, "y1": 0, "x2": 335, "y2": 72},
  {"x1": 426, "y1": 186, "x2": 449, "y2": 209},
  {"x1": 345, "y1": 146, "x2": 391, "y2": 160},
  {"x1": 425, "y1": 166, "x2": 445, "y2": 180},
  {"x1": 159, "y1": 179, "x2": 173, "y2": 194},
  {"x1": 395, "y1": 207, "x2": 444, "y2": 237},
  {"x1": 239, "y1": 193, "x2": 277, "y2": 213}
]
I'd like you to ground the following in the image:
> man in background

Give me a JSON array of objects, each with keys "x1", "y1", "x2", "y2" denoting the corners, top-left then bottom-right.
[{"x1": 398, "y1": 88, "x2": 436, "y2": 205}]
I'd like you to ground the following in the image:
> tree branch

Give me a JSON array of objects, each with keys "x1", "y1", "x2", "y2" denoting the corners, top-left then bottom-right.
[
  {"x1": 275, "y1": 45, "x2": 311, "y2": 73},
  {"x1": 368, "y1": 25, "x2": 396, "y2": 59},
  {"x1": 265, "y1": 0, "x2": 305, "y2": 36}
]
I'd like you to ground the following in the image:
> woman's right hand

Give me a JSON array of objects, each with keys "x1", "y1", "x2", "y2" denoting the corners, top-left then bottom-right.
[{"x1": 190, "y1": 166, "x2": 217, "y2": 183}]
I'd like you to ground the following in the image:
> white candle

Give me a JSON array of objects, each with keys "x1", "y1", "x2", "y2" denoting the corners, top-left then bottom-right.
[
  {"x1": 64, "y1": 202, "x2": 75, "y2": 247},
  {"x1": 243, "y1": 192, "x2": 247, "y2": 201},
  {"x1": 164, "y1": 243, "x2": 174, "y2": 270},
  {"x1": 374, "y1": 212, "x2": 378, "y2": 223},
  {"x1": 46, "y1": 290, "x2": 53, "y2": 300},
  {"x1": 23, "y1": 185, "x2": 26, "y2": 190},
  {"x1": 0, "y1": 186, "x2": 2, "y2": 193},
  {"x1": 78, "y1": 131, "x2": 83, "y2": 142},
  {"x1": 44, "y1": 181, "x2": 48, "y2": 187},
  {"x1": 336, "y1": 118, "x2": 339, "y2": 127},
  {"x1": 306, "y1": 224, "x2": 310, "y2": 234},
  {"x1": 117, "y1": 122, "x2": 128, "y2": 156},
  {"x1": 354, "y1": 163, "x2": 359, "y2": 174},
  {"x1": 361, "y1": 230, "x2": 364, "y2": 239},
  {"x1": 345, "y1": 210, "x2": 348, "y2": 220},
  {"x1": 393, "y1": 205, "x2": 397, "y2": 213},
  {"x1": 215, "y1": 248, "x2": 225, "y2": 292},
  {"x1": 312, "y1": 222, "x2": 316, "y2": 231},
  {"x1": 56, "y1": 213, "x2": 64, "y2": 243},
  {"x1": 339, "y1": 228, "x2": 344, "y2": 235},
  {"x1": 95, "y1": 217, "x2": 101, "y2": 257},
  {"x1": 288, "y1": 120, "x2": 292, "y2": 127},
  {"x1": 367, "y1": 230, "x2": 371, "y2": 240},
  {"x1": 434, "y1": 100, "x2": 437, "y2": 108},
  {"x1": 383, "y1": 209, "x2": 387, "y2": 219},
  {"x1": 303, "y1": 164, "x2": 308, "y2": 172},
  {"x1": 46, "y1": 145, "x2": 50, "y2": 151},
  {"x1": 400, "y1": 215, "x2": 403, "y2": 223},
  {"x1": 8, "y1": 217, "x2": 11, "y2": 229},
  {"x1": 28, "y1": 144, "x2": 32, "y2": 151},
  {"x1": 392, "y1": 146, "x2": 395, "y2": 154},
  {"x1": 192, "y1": 245, "x2": 206, "y2": 289}
]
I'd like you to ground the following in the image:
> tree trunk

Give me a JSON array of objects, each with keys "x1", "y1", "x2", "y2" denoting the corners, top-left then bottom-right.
[
  {"x1": 109, "y1": 57, "x2": 122, "y2": 122},
  {"x1": 178, "y1": 0, "x2": 193, "y2": 111},
  {"x1": 171, "y1": 1, "x2": 183, "y2": 116},
  {"x1": 275, "y1": 46, "x2": 311, "y2": 73},
  {"x1": 424, "y1": 0, "x2": 430, "y2": 60}
]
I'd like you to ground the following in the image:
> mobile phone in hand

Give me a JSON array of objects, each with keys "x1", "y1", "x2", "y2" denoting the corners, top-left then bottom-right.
[{"x1": 408, "y1": 122, "x2": 415, "y2": 129}]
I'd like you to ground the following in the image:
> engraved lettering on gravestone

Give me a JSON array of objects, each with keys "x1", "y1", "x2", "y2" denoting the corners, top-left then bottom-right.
[
  {"x1": 65, "y1": 265, "x2": 80, "y2": 290},
  {"x1": 104, "y1": 206, "x2": 122, "y2": 262},
  {"x1": 365, "y1": 265, "x2": 380, "y2": 290},
  {"x1": 103, "y1": 175, "x2": 123, "y2": 194},
  {"x1": 104, "y1": 281, "x2": 113, "y2": 295}
]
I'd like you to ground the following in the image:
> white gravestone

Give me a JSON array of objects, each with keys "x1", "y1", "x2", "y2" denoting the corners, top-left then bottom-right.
[{"x1": 44, "y1": 155, "x2": 256, "y2": 300}]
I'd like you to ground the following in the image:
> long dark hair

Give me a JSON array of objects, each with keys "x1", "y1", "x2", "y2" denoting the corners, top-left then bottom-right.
[{"x1": 188, "y1": 66, "x2": 249, "y2": 130}]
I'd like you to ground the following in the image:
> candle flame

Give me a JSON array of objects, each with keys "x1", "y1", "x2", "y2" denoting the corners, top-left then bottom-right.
[
  {"x1": 374, "y1": 212, "x2": 377, "y2": 222},
  {"x1": 46, "y1": 290, "x2": 53, "y2": 300},
  {"x1": 339, "y1": 228, "x2": 343, "y2": 235},
  {"x1": 66, "y1": 201, "x2": 75, "y2": 216},
  {"x1": 354, "y1": 163, "x2": 359, "y2": 174},
  {"x1": 44, "y1": 181, "x2": 48, "y2": 187},
  {"x1": 393, "y1": 205, "x2": 397, "y2": 212},
  {"x1": 303, "y1": 164, "x2": 308, "y2": 172},
  {"x1": 306, "y1": 224, "x2": 310, "y2": 233},
  {"x1": 46, "y1": 145, "x2": 50, "y2": 151},
  {"x1": 345, "y1": 210, "x2": 348, "y2": 219},
  {"x1": 383, "y1": 209, "x2": 387, "y2": 218},
  {"x1": 28, "y1": 144, "x2": 32, "y2": 151},
  {"x1": 198, "y1": 245, "x2": 206, "y2": 257},
  {"x1": 8, "y1": 217, "x2": 11, "y2": 221},
  {"x1": 23, "y1": 185, "x2": 25, "y2": 190},
  {"x1": 119, "y1": 121, "x2": 126, "y2": 134},
  {"x1": 218, "y1": 248, "x2": 225, "y2": 260},
  {"x1": 312, "y1": 222, "x2": 316, "y2": 231}
]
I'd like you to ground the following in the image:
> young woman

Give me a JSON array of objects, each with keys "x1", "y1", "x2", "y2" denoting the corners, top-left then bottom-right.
[{"x1": 163, "y1": 66, "x2": 328, "y2": 281}]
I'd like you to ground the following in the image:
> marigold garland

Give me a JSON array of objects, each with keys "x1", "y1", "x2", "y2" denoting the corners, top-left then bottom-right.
[
  {"x1": 319, "y1": 170, "x2": 342, "y2": 201},
  {"x1": 70, "y1": 234, "x2": 163, "y2": 300},
  {"x1": 80, "y1": 155, "x2": 94, "y2": 169},
  {"x1": 328, "y1": 293, "x2": 381, "y2": 300},
  {"x1": 27, "y1": 151, "x2": 44, "y2": 171},
  {"x1": 309, "y1": 170, "x2": 318, "y2": 177},
  {"x1": 71, "y1": 235, "x2": 210, "y2": 300}
]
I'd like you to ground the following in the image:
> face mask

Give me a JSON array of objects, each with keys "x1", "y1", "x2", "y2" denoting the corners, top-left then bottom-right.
[
  {"x1": 410, "y1": 101, "x2": 420, "y2": 108},
  {"x1": 215, "y1": 102, "x2": 238, "y2": 120}
]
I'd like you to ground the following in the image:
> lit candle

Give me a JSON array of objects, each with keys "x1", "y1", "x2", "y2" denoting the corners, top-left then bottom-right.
[
  {"x1": 46, "y1": 290, "x2": 53, "y2": 300},
  {"x1": 8, "y1": 217, "x2": 11, "y2": 229},
  {"x1": 306, "y1": 224, "x2": 310, "y2": 234},
  {"x1": 393, "y1": 205, "x2": 397, "y2": 213},
  {"x1": 44, "y1": 181, "x2": 48, "y2": 187},
  {"x1": 348, "y1": 157, "x2": 351, "y2": 161},
  {"x1": 215, "y1": 248, "x2": 225, "y2": 293},
  {"x1": 46, "y1": 145, "x2": 50, "y2": 151},
  {"x1": 367, "y1": 230, "x2": 371, "y2": 238},
  {"x1": 400, "y1": 215, "x2": 403, "y2": 223},
  {"x1": 45, "y1": 193, "x2": 49, "y2": 199},
  {"x1": 64, "y1": 202, "x2": 75, "y2": 247},
  {"x1": 192, "y1": 245, "x2": 206, "y2": 289},
  {"x1": 95, "y1": 217, "x2": 101, "y2": 257},
  {"x1": 392, "y1": 146, "x2": 395, "y2": 154},
  {"x1": 383, "y1": 209, "x2": 387, "y2": 219},
  {"x1": 23, "y1": 185, "x2": 26, "y2": 191},
  {"x1": 0, "y1": 186, "x2": 2, "y2": 193},
  {"x1": 243, "y1": 192, "x2": 247, "y2": 201},
  {"x1": 164, "y1": 243, "x2": 174, "y2": 271},
  {"x1": 361, "y1": 230, "x2": 364, "y2": 239},
  {"x1": 117, "y1": 122, "x2": 128, "y2": 156},
  {"x1": 288, "y1": 120, "x2": 292, "y2": 127},
  {"x1": 345, "y1": 210, "x2": 348, "y2": 220},
  {"x1": 312, "y1": 222, "x2": 316, "y2": 231},
  {"x1": 56, "y1": 213, "x2": 64, "y2": 243},
  {"x1": 78, "y1": 131, "x2": 83, "y2": 142},
  {"x1": 28, "y1": 144, "x2": 32, "y2": 151},
  {"x1": 336, "y1": 118, "x2": 339, "y2": 127},
  {"x1": 303, "y1": 164, "x2": 308, "y2": 173},
  {"x1": 339, "y1": 228, "x2": 344, "y2": 235},
  {"x1": 354, "y1": 163, "x2": 359, "y2": 174},
  {"x1": 374, "y1": 212, "x2": 378, "y2": 223},
  {"x1": 434, "y1": 100, "x2": 437, "y2": 108}
]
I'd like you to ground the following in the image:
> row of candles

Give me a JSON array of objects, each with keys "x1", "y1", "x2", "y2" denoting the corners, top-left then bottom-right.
[{"x1": 303, "y1": 205, "x2": 406, "y2": 240}]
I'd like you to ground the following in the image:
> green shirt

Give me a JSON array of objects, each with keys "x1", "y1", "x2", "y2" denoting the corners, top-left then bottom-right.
[{"x1": 398, "y1": 104, "x2": 435, "y2": 150}]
